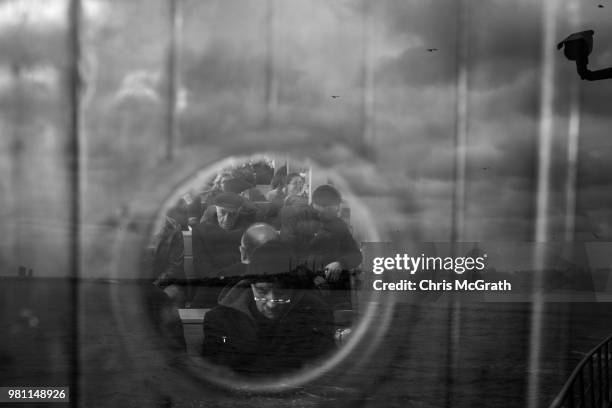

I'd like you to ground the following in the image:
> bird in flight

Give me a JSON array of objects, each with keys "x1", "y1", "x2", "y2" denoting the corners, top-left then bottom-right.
[
  {"x1": 427, "y1": 48, "x2": 438, "y2": 52},
  {"x1": 331, "y1": 95, "x2": 340, "y2": 99},
  {"x1": 598, "y1": 4, "x2": 604, "y2": 7}
]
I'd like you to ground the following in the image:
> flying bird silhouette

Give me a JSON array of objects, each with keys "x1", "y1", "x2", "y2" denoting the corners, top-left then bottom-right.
[
  {"x1": 427, "y1": 48, "x2": 438, "y2": 52},
  {"x1": 331, "y1": 95, "x2": 340, "y2": 99},
  {"x1": 598, "y1": 4, "x2": 604, "y2": 8}
]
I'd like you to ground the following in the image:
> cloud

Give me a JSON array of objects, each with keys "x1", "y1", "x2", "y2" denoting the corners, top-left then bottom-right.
[
  {"x1": 375, "y1": 49, "x2": 457, "y2": 88},
  {"x1": 9, "y1": 0, "x2": 612, "y2": 269},
  {"x1": 369, "y1": 0, "x2": 544, "y2": 91}
]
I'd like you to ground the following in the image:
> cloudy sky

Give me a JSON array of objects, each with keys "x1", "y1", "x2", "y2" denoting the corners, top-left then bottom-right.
[
  {"x1": 2, "y1": 0, "x2": 612, "y2": 276},
  {"x1": 167, "y1": 0, "x2": 612, "y2": 242}
]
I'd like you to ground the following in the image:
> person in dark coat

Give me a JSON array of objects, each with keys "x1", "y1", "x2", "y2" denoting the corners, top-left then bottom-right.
[
  {"x1": 190, "y1": 222, "x2": 281, "y2": 307},
  {"x1": 201, "y1": 241, "x2": 335, "y2": 376},
  {"x1": 152, "y1": 205, "x2": 187, "y2": 305},
  {"x1": 265, "y1": 172, "x2": 307, "y2": 206},
  {"x1": 190, "y1": 192, "x2": 254, "y2": 306},
  {"x1": 279, "y1": 192, "x2": 362, "y2": 280},
  {"x1": 279, "y1": 186, "x2": 362, "y2": 308},
  {"x1": 149, "y1": 206, "x2": 188, "y2": 351},
  {"x1": 309, "y1": 185, "x2": 362, "y2": 281},
  {"x1": 189, "y1": 172, "x2": 257, "y2": 226},
  {"x1": 192, "y1": 192, "x2": 253, "y2": 277}
]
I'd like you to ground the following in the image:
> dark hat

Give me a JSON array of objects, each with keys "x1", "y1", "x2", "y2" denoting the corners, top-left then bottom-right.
[
  {"x1": 312, "y1": 185, "x2": 341, "y2": 206},
  {"x1": 222, "y1": 177, "x2": 253, "y2": 194},
  {"x1": 214, "y1": 192, "x2": 243, "y2": 210},
  {"x1": 165, "y1": 200, "x2": 188, "y2": 227}
]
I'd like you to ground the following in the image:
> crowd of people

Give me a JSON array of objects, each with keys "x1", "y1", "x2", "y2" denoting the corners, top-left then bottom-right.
[{"x1": 149, "y1": 160, "x2": 363, "y2": 375}]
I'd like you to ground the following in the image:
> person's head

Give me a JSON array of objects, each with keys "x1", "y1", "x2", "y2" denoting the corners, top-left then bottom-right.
[
  {"x1": 247, "y1": 241, "x2": 295, "y2": 320},
  {"x1": 214, "y1": 192, "x2": 243, "y2": 230},
  {"x1": 270, "y1": 165, "x2": 287, "y2": 189},
  {"x1": 212, "y1": 171, "x2": 232, "y2": 191},
  {"x1": 250, "y1": 280, "x2": 293, "y2": 320},
  {"x1": 285, "y1": 173, "x2": 304, "y2": 196},
  {"x1": 166, "y1": 202, "x2": 188, "y2": 229},
  {"x1": 311, "y1": 185, "x2": 341, "y2": 217},
  {"x1": 279, "y1": 205, "x2": 321, "y2": 255},
  {"x1": 240, "y1": 223, "x2": 279, "y2": 264},
  {"x1": 222, "y1": 176, "x2": 253, "y2": 195}
]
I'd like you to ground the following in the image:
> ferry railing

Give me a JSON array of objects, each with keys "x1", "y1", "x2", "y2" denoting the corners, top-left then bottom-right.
[{"x1": 550, "y1": 335, "x2": 612, "y2": 408}]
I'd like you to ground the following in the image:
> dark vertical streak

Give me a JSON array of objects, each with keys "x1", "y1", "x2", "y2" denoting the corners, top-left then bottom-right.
[
  {"x1": 166, "y1": 0, "x2": 180, "y2": 162},
  {"x1": 448, "y1": 0, "x2": 470, "y2": 406},
  {"x1": 264, "y1": 0, "x2": 275, "y2": 128},
  {"x1": 359, "y1": 0, "x2": 368, "y2": 154},
  {"x1": 67, "y1": 0, "x2": 81, "y2": 405},
  {"x1": 360, "y1": 0, "x2": 375, "y2": 160},
  {"x1": 10, "y1": 64, "x2": 23, "y2": 270}
]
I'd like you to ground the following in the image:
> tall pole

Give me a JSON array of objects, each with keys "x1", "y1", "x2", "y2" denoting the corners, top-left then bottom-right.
[
  {"x1": 264, "y1": 0, "x2": 277, "y2": 128},
  {"x1": 8, "y1": 9, "x2": 28, "y2": 275},
  {"x1": 361, "y1": 0, "x2": 375, "y2": 158},
  {"x1": 165, "y1": 0, "x2": 181, "y2": 162},
  {"x1": 10, "y1": 63, "x2": 23, "y2": 274},
  {"x1": 447, "y1": 0, "x2": 470, "y2": 406},
  {"x1": 67, "y1": 0, "x2": 82, "y2": 405}
]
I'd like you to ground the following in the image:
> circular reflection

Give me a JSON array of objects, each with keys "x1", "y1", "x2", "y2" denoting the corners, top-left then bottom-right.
[{"x1": 135, "y1": 153, "x2": 396, "y2": 392}]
